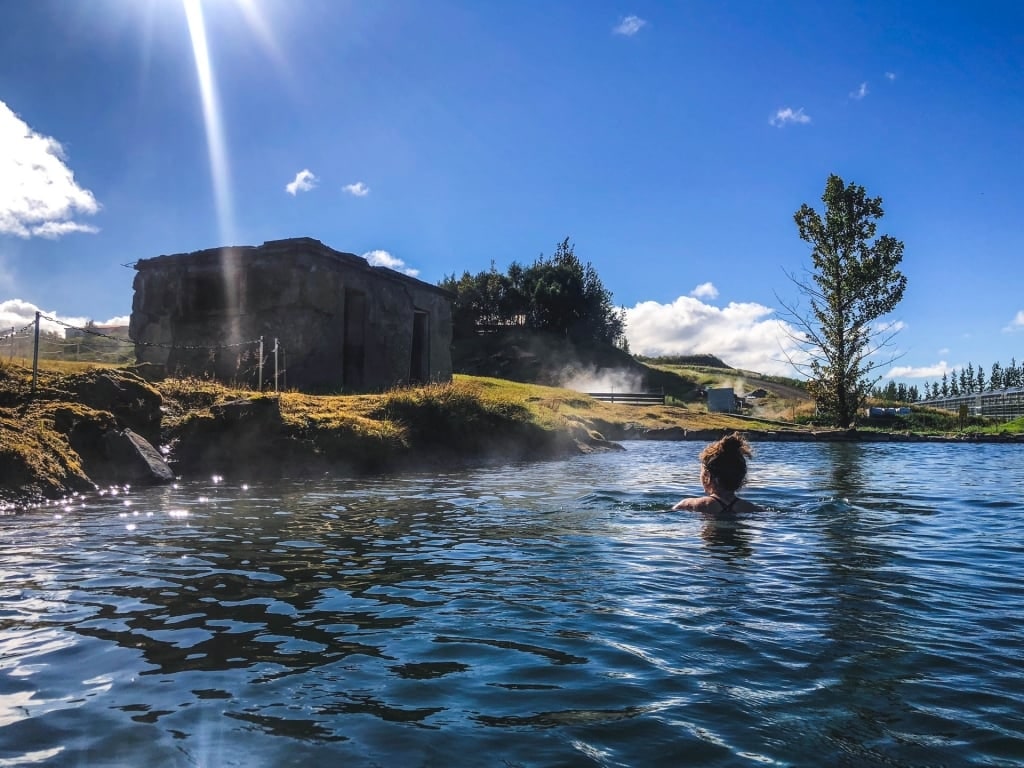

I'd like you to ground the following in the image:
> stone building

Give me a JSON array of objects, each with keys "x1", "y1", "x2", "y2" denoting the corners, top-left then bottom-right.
[{"x1": 129, "y1": 237, "x2": 453, "y2": 392}]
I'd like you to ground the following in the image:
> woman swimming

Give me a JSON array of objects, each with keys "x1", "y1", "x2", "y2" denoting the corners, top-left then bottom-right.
[{"x1": 673, "y1": 431, "x2": 760, "y2": 513}]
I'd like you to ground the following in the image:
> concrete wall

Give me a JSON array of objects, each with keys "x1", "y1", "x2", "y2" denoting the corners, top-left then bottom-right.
[{"x1": 129, "y1": 238, "x2": 453, "y2": 392}]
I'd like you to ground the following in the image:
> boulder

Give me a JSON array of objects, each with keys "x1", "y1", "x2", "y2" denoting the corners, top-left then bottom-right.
[
  {"x1": 98, "y1": 429, "x2": 175, "y2": 485},
  {"x1": 566, "y1": 421, "x2": 625, "y2": 454},
  {"x1": 52, "y1": 404, "x2": 173, "y2": 486}
]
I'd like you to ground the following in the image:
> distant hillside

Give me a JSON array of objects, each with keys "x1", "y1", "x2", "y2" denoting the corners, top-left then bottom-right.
[
  {"x1": 635, "y1": 353, "x2": 730, "y2": 369},
  {"x1": 451, "y1": 330, "x2": 641, "y2": 380},
  {"x1": 450, "y1": 330, "x2": 702, "y2": 401},
  {"x1": 449, "y1": 331, "x2": 813, "y2": 420}
]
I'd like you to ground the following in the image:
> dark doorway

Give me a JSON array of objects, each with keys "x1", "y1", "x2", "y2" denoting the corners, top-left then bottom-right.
[
  {"x1": 343, "y1": 289, "x2": 366, "y2": 390},
  {"x1": 410, "y1": 310, "x2": 429, "y2": 383}
]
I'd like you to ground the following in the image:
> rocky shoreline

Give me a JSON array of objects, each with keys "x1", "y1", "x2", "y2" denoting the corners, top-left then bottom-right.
[
  {"x1": 628, "y1": 425, "x2": 1024, "y2": 444},
  {"x1": 2, "y1": 368, "x2": 1021, "y2": 511}
]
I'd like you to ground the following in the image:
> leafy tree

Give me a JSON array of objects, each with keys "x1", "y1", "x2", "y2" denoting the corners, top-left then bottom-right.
[
  {"x1": 950, "y1": 373, "x2": 960, "y2": 396},
  {"x1": 896, "y1": 382, "x2": 908, "y2": 402},
  {"x1": 975, "y1": 363, "x2": 985, "y2": 393},
  {"x1": 964, "y1": 363, "x2": 974, "y2": 394},
  {"x1": 941, "y1": 372, "x2": 949, "y2": 397},
  {"x1": 990, "y1": 362, "x2": 1003, "y2": 391},
  {"x1": 781, "y1": 174, "x2": 907, "y2": 427},
  {"x1": 440, "y1": 270, "x2": 486, "y2": 339},
  {"x1": 501, "y1": 262, "x2": 528, "y2": 325},
  {"x1": 1008, "y1": 358, "x2": 1020, "y2": 388},
  {"x1": 908, "y1": 384, "x2": 919, "y2": 402},
  {"x1": 440, "y1": 238, "x2": 625, "y2": 347}
]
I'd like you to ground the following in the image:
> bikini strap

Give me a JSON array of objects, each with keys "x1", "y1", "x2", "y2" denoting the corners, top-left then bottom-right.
[{"x1": 711, "y1": 495, "x2": 737, "y2": 513}]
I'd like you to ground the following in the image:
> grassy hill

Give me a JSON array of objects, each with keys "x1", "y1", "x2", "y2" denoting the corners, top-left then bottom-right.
[{"x1": 451, "y1": 331, "x2": 813, "y2": 421}]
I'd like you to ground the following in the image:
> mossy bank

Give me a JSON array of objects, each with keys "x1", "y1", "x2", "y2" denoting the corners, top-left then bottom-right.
[
  {"x1": 0, "y1": 366, "x2": 644, "y2": 508},
  {"x1": 3, "y1": 364, "x2": 1022, "y2": 510}
]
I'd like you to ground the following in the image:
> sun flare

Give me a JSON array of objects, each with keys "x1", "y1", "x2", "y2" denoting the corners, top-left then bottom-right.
[{"x1": 182, "y1": 0, "x2": 235, "y2": 246}]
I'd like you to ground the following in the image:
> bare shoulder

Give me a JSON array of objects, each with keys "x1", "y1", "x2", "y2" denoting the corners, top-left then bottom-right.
[
  {"x1": 672, "y1": 497, "x2": 715, "y2": 512},
  {"x1": 673, "y1": 497, "x2": 762, "y2": 514}
]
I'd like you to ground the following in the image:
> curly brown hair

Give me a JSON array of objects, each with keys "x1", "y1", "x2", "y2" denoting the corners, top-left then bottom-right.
[{"x1": 699, "y1": 431, "x2": 753, "y2": 492}]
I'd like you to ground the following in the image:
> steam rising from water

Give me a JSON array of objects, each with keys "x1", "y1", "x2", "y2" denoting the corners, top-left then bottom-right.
[{"x1": 560, "y1": 367, "x2": 645, "y2": 394}]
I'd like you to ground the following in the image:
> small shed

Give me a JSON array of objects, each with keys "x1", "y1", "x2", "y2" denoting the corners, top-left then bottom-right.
[
  {"x1": 706, "y1": 387, "x2": 736, "y2": 413},
  {"x1": 129, "y1": 237, "x2": 453, "y2": 393}
]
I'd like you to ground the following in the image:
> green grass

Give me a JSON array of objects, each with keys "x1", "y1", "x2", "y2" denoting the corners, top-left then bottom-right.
[
  {"x1": 5, "y1": 363, "x2": 1021, "y2": 507},
  {"x1": 967, "y1": 415, "x2": 1024, "y2": 435}
]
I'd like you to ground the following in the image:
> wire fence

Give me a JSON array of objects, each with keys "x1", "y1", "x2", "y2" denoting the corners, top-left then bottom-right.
[{"x1": 4, "y1": 313, "x2": 289, "y2": 395}]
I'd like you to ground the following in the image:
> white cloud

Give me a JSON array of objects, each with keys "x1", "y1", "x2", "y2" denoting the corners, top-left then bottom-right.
[
  {"x1": 613, "y1": 15, "x2": 646, "y2": 36},
  {"x1": 624, "y1": 295, "x2": 805, "y2": 376},
  {"x1": 937, "y1": 347, "x2": 950, "y2": 356},
  {"x1": 850, "y1": 81, "x2": 869, "y2": 100},
  {"x1": 885, "y1": 71, "x2": 897, "y2": 81},
  {"x1": 689, "y1": 282, "x2": 719, "y2": 300},
  {"x1": 0, "y1": 298, "x2": 127, "y2": 336},
  {"x1": 1003, "y1": 310, "x2": 1024, "y2": 332},
  {"x1": 343, "y1": 181, "x2": 370, "y2": 197},
  {"x1": 362, "y1": 249, "x2": 419, "y2": 278},
  {"x1": 769, "y1": 107, "x2": 811, "y2": 127},
  {"x1": 285, "y1": 168, "x2": 317, "y2": 195},
  {"x1": 885, "y1": 361, "x2": 952, "y2": 380},
  {"x1": 29, "y1": 221, "x2": 99, "y2": 239},
  {"x1": 0, "y1": 100, "x2": 100, "y2": 239}
]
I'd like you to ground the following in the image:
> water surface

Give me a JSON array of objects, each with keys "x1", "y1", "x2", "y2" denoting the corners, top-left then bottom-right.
[{"x1": 2, "y1": 441, "x2": 1022, "y2": 766}]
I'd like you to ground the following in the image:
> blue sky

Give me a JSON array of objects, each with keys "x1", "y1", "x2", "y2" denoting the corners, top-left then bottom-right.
[{"x1": 1, "y1": 0, "x2": 1021, "y2": 383}]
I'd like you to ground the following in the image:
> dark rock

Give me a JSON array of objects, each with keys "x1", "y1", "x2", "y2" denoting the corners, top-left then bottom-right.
[
  {"x1": 55, "y1": 402, "x2": 172, "y2": 486},
  {"x1": 566, "y1": 421, "x2": 625, "y2": 453},
  {"x1": 98, "y1": 429, "x2": 174, "y2": 485}
]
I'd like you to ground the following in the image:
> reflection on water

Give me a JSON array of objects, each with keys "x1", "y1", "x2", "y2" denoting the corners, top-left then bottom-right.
[
  {"x1": 1, "y1": 442, "x2": 1023, "y2": 767},
  {"x1": 824, "y1": 441, "x2": 867, "y2": 497},
  {"x1": 699, "y1": 514, "x2": 753, "y2": 557}
]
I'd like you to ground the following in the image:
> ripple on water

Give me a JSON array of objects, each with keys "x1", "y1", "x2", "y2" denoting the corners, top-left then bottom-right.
[{"x1": 1, "y1": 441, "x2": 1023, "y2": 766}]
